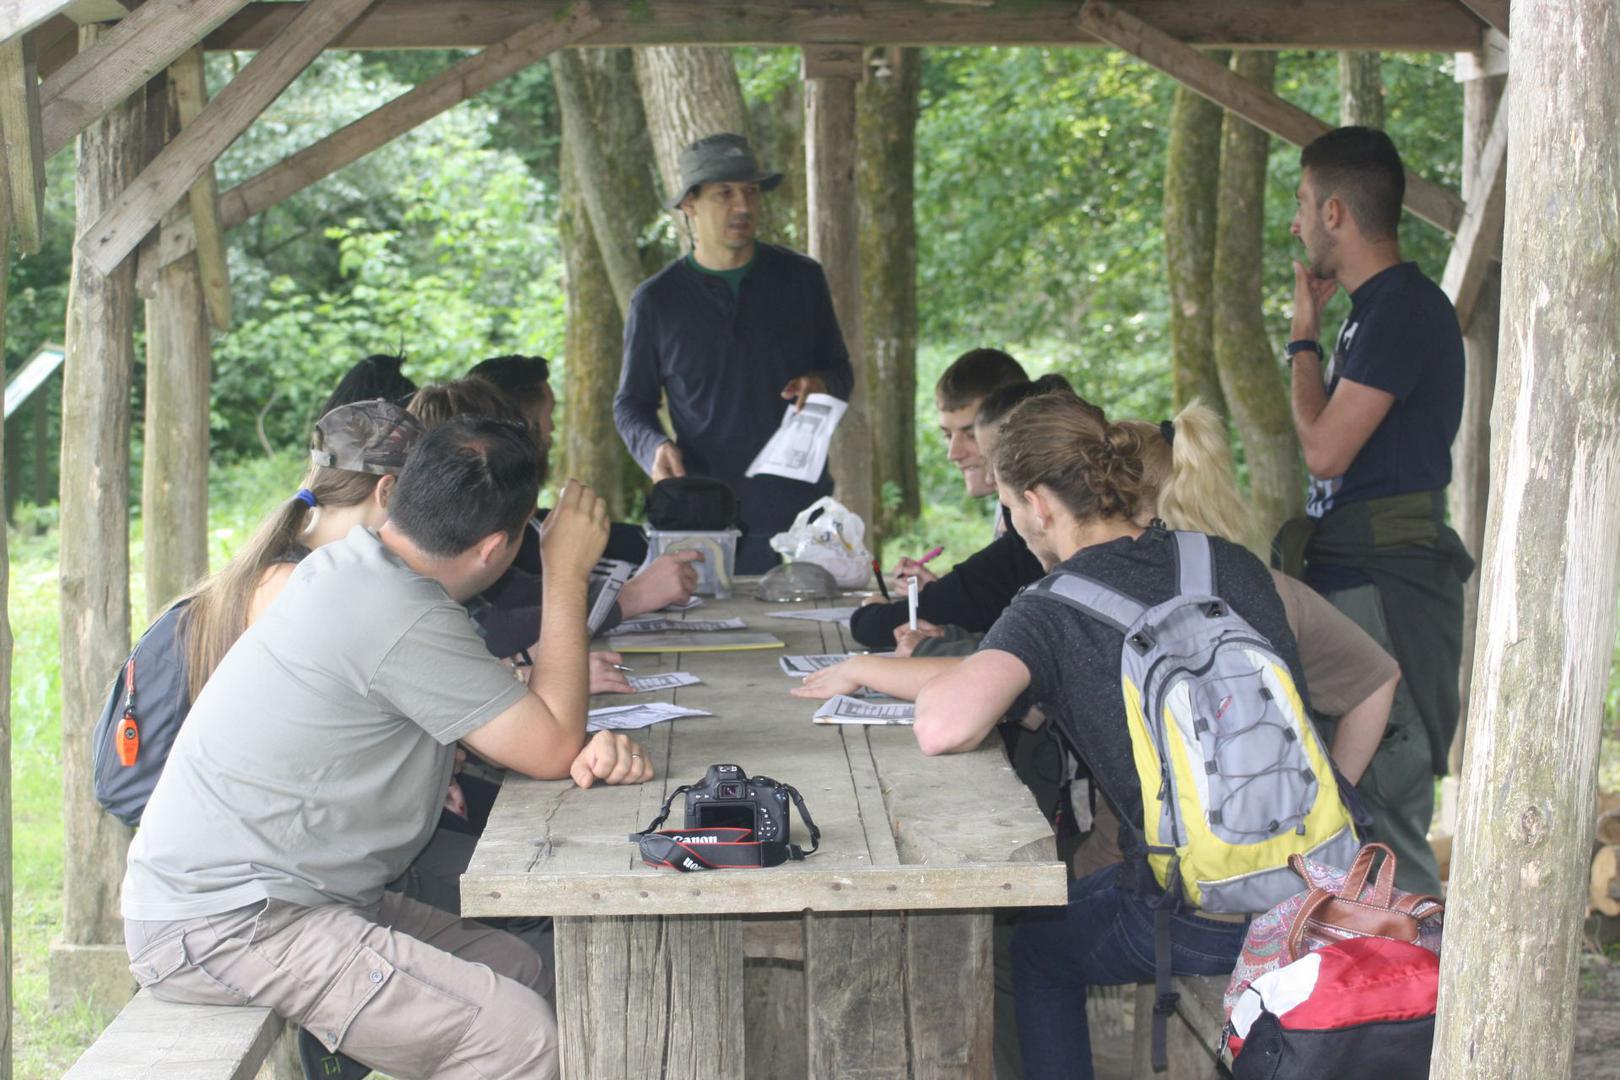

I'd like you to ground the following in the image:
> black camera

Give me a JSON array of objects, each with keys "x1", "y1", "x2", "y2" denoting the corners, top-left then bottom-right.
[{"x1": 684, "y1": 764, "x2": 792, "y2": 844}]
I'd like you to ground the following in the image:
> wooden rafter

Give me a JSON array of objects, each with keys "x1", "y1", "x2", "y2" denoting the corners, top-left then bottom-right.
[
  {"x1": 1455, "y1": 0, "x2": 1509, "y2": 36},
  {"x1": 1078, "y1": 0, "x2": 1466, "y2": 235},
  {"x1": 77, "y1": 0, "x2": 378, "y2": 276},
  {"x1": 0, "y1": 32, "x2": 45, "y2": 252},
  {"x1": 144, "y1": 2, "x2": 602, "y2": 279},
  {"x1": 1440, "y1": 87, "x2": 1508, "y2": 331},
  {"x1": 202, "y1": 0, "x2": 1489, "y2": 53},
  {"x1": 39, "y1": 0, "x2": 254, "y2": 158},
  {"x1": 169, "y1": 46, "x2": 230, "y2": 330}
]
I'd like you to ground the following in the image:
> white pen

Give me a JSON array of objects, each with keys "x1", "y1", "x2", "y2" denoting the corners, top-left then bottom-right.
[{"x1": 907, "y1": 575, "x2": 919, "y2": 631}]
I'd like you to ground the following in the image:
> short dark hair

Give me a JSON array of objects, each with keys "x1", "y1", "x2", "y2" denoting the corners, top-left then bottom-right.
[
  {"x1": 321, "y1": 353, "x2": 417, "y2": 417},
  {"x1": 935, "y1": 348, "x2": 1028, "y2": 411},
  {"x1": 467, "y1": 355, "x2": 552, "y2": 412},
  {"x1": 974, "y1": 373, "x2": 1084, "y2": 429},
  {"x1": 1299, "y1": 127, "x2": 1405, "y2": 241},
  {"x1": 388, "y1": 417, "x2": 539, "y2": 558}
]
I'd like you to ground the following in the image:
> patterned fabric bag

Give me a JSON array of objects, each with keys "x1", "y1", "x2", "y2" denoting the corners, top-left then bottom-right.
[{"x1": 1223, "y1": 842, "x2": 1444, "y2": 1023}]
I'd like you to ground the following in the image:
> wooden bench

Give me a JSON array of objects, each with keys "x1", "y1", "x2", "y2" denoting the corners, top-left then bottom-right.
[
  {"x1": 1130, "y1": 974, "x2": 1229, "y2": 1079},
  {"x1": 63, "y1": 989, "x2": 284, "y2": 1080}
]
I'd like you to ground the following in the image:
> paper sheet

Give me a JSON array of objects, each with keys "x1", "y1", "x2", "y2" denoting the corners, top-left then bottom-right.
[
  {"x1": 779, "y1": 653, "x2": 859, "y2": 676},
  {"x1": 587, "y1": 559, "x2": 634, "y2": 635},
  {"x1": 587, "y1": 702, "x2": 713, "y2": 731},
  {"x1": 626, "y1": 671, "x2": 703, "y2": 693},
  {"x1": 615, "y1": 616, "x2": 746, "y2": 634},
  {"x1": 664, "y1": 596, "x2": 704, "y2": 611},
  {"x1": 812, "y1": 696, "x2": 916, "y2": 725},
  {"x1": 766, "y1": 607, "x2": 859, "y2": 624},
  {"x1": 745, "y1": 393, "x2": 848, "y2": 483}
]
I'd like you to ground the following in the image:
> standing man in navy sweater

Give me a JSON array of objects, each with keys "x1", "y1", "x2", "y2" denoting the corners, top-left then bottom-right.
[{"x1": 614, "y1": 134, "x2": 855, "y2": 572}]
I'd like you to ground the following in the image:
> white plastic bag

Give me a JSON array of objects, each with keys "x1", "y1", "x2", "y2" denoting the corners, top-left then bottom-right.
[{"x1": 769, "y1": 496, "x2": 873, "y2": 588}]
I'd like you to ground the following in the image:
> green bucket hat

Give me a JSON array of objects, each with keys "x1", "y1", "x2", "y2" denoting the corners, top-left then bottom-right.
[{"x1": 666, "y1": 133, "x2": 783, "y2": 210}]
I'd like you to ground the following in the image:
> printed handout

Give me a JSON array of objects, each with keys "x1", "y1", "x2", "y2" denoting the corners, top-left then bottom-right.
[
  {"x1": 766, "y1": 607, "x2": 858, "y2": 624},
  {"x1": 812, "y1": 696, "x2": 916, "y2": 725},
  {"x1": 614, "y1": 616, "x2": 747, "y2": 634},
  {"x1": 586, "y1": 702, "x2": 713, "y2": 732},
  {"x1": 745, "y1": 393, "x2": 848, "y2": 483},
  {"x1": 625, "y1": 671, "x2": 703, "y2": 693}
]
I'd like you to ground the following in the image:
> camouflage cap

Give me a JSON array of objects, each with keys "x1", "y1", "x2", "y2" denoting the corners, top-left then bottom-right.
[{"x1": 311, "y1": 399, "x2": 424, "y2": 476}]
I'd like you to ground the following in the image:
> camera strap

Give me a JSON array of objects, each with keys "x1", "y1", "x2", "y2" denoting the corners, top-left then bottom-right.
[{"x1": 629, "y1": 782, "x2": 821, "y2": 872}]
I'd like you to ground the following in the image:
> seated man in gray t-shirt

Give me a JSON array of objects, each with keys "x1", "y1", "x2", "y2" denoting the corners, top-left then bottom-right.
[{"x1": 122, "y1": 418, "x2": 649, "y2": 1080}]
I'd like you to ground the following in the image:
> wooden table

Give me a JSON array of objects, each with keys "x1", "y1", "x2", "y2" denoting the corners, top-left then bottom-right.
[{"x1": 462, "y1": 589, "x2": 1069, "y2": 1080}]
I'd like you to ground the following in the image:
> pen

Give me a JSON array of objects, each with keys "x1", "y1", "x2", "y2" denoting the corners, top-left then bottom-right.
[
  {"x1": 873, "y1": 557, "x2": 892, "y2": 601},
  {"x1": 907, "y1": 575, "x2": 919, "y2": 631},
  {"x1": 918, "y1": 545, "x2": 944, "y2": 565},
  {"x1": 610, "y1": 663, "x2": 635, "y2": 673}
]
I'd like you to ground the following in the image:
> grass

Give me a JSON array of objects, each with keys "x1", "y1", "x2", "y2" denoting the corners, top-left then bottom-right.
[{"x1": 8, "y1": 450, "x2": 1620, "y2": 1070}]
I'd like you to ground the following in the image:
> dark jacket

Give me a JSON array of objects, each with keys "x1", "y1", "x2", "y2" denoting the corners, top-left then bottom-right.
[
  {"x1": 849, "y1": 513, "x2": 1046, "y2": 649},
  {"x1": 614, "y1": 244, "x2": 853, "y2": 569}
]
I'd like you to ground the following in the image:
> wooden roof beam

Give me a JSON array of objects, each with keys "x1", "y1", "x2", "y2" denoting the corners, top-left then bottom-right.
[
  {"x1": 1078, "y1": 0, "x2": 1465, "y2": 235},
  {"x1": 77, "y1": 0, "x2": 378, "y2": 275},
  {"x1": 1455, "y1": 0, "x2": 1509, "y2": 37},
  {"x1": 0, "y1": 32, "x2": 46, "y2": 251},
  {"x1": 143, "y1": 2, "x2": 602, "y2": 279},
  {"x1": 202, "y1": 0, "x2": 1490, "y2": 53},
  {"x1": 1440, "y1": 87, "x2": 1508, "y2": 331},
  {"x1": 0, "y1": 0, "x2": 76, "y2": 44},
  {"x1": 40, "y1": 0, "x2": 255, "y2": 158}
]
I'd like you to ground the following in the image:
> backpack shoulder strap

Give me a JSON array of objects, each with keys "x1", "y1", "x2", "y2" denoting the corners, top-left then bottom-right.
[
  {"x1": 1171, "y1": 530, "x2": 1216, "y2": 597},
  {"x1": 1024, "y1": 570, "x2": 1148, "y2": 634}
]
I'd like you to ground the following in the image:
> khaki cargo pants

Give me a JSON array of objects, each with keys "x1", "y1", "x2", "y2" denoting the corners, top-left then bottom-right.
[{"x1": 125, "y1": 890, "x2": 557, "y2": 1079}]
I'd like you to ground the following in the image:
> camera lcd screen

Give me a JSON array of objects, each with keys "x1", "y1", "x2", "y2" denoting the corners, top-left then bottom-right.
[{"x1": 693, "y1": 802, "x2": 755, "y2": 832}]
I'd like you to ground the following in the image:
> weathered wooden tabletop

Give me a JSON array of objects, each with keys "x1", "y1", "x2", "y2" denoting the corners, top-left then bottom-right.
[{"x1": 461, "y1": 589, "x2": 1068, "y2": 919}]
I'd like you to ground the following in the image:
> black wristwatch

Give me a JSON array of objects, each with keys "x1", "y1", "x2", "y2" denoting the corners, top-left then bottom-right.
[{"x1": 1285, "y1": 339, "x2": 1322, "y2": 361}]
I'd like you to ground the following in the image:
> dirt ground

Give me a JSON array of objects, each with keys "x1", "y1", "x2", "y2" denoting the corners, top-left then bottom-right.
[{"x1": 1577, "y1": 954, "x2": 1620, "y2": 1080}]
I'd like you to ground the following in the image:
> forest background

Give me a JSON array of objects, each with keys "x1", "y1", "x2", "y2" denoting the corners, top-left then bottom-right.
[{"x1": 3, "y1": 43, "x2": 1617, "y2": 1073}]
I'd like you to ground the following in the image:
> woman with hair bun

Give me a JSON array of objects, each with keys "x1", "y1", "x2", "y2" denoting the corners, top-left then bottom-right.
[{"x1": 912, "y1": 393, "x2": 1309, "y2": 1080}]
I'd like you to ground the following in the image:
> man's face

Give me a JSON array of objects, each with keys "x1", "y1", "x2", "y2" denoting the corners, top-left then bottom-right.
[
  {"x1": 1291, "y1": 170, "x2": 1337, "y2": 279},
  {"x1": 939, "y1": 400, "x2": 995, "y2": 498},
  {"x1": 522, "y1": 387, "x2": 555, "y2": 485},
  {"x1": 683, "y1": 181, "x2": 761, "y2": 255}
]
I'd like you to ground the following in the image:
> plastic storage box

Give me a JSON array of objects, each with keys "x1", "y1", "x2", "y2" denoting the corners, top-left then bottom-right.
[{"x1": 643, "y1": 528, "x2": 742, "y2": 599}]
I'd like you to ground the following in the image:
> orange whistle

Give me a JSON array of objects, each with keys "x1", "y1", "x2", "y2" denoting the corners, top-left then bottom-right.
[{"x1": 116, "y1": 657, "x2": 139, "y2": 767}]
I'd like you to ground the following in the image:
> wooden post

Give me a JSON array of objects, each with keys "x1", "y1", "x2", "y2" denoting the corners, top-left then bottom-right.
[
  {"x1": 50, "y1": 21, "x2": 137, "y2": 1014},
  {"x1": 1430, "y1": 0, "x2": 1620, "y2": 1074},
  {"x1": 1, "y1": 201, "x2": 17, "y2": 1080},
  {"x1": 803, "y1": 44, "x2": 874, "y2": 530},
  {"x1": 1442, "y1": 64, "x2": 1505, "y2": 783}
]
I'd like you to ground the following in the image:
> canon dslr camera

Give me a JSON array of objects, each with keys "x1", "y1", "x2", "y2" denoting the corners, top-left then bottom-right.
[{"x1": 684, "y1": 764, "x2": 792, "y2": 844}]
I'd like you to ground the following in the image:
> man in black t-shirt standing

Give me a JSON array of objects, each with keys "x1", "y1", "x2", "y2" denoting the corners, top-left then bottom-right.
[{"x1": 1281, "y1": 127, "x2": 1472, "y2": 895}]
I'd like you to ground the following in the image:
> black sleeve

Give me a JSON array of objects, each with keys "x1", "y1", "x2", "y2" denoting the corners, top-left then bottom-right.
[{"x1": 847, "y1": 528, "x2": 1045, "y2": 648}]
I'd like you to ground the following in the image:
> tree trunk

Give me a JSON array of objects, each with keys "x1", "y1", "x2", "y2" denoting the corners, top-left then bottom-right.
[
  {"x1": 857, "y1": 46, "x2": 919, "y2": 531},
  {"x1": 1431, "y1": 1, "x2": 1620, "y2": 1073},
  {"x1": 57, "y1": 22, "x2": 136, "y2": 955},
  {"x1": 558, "y1": 137, "x2": 638, "y2": 518},
  {"x1": 1164, "y1": 56, "x2": 1228, "y2": 415},
  {"x1": 750, "y1": 74, "x2": 807, "y2": 250},
  {"x1": 552, "y1": 47, "x2": 664, "y2": 318},
  {"x1": 1445, "y1": 71, "x2": 1505, "y2": 776},
  {"x1": 1211, "y1": 52, "x2": 1301, "y2": 545},
  {"x1": 634, "y1": 47, "x2": 755, "y2": 249},
  {"x1": 1, "y1": 207, "x2": 16, "y2": 1080},
  {"x1": 805, "y1": 64, "x2": 873, "y2": 530},
  {"x1": 1337, "y1": 52, "x2": 1385, "y2": 128}
]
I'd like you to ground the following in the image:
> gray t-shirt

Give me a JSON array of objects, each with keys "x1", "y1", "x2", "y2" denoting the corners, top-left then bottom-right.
[{"x1": 123, "y1": 527, "x2": 528, "y2": 921}]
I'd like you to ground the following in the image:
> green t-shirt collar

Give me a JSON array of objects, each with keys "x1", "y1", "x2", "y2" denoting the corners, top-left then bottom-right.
[{"x1": 685, "y1": 252, "x2": 753, "y2": 296}]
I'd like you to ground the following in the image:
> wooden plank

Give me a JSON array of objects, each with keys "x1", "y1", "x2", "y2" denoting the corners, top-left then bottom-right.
[
  {"x1": 1440, "y1": 86, "x2": 1508, "y2": 330},
  {"x1": 39, "y1": 0, "x2": 253, "y2": 158},
  {"x1": 0, "y1": 33, "x2": 45, "y2": 252},
  {"x1": 1077, "y1": 0, "x2": 1467, "y2": 236},
  {"x1": 76, "y1": 0, "x2": 376, "y2": 276},
  {"x1": 905, "y1": 911, "x2": 995, "y2": 1079},
  {"x1": 201, "y1": 0, "x2": 1489, "y2": 53},
  {"x1": 34, "y1": 13, "x2": 76, "y2": 77},
  {"x1": 553, "y1": 915, "x2": 742, "y2": 1080},
  {"x1": 804, "y1": 911, "x2": 910, "y2": 1080},
  {"x1": 800, "y1": 41, "x2": 862, "y2": 80},
  {"x1": 166, "y1": 46, "x2": 229, "y2": 329},
  {"x1": 0, "y1": 0, "x2": 73, "y2": 43},
  {"x1": 1455, "y1": 0, "x2": 1509, "y2": 36},
  {"x1": 63, "y1": 989, "x2": 281, "y2": 1080}
]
